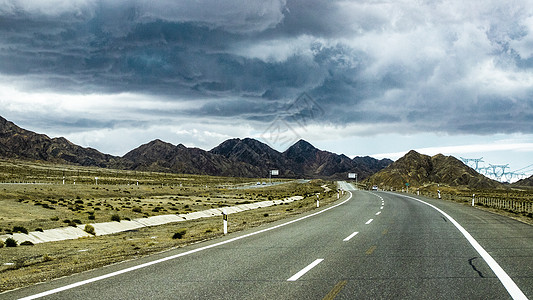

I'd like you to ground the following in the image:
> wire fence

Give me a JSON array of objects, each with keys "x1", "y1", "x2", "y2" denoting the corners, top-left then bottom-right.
[
  {"x1": 407, "y1": 190, "x2": 533, "y2": 216},
  {"x1": 474, "y1": 197, "x2": 533, "y2": 214}
]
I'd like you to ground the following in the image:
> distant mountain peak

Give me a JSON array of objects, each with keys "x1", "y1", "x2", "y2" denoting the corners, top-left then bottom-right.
[
  {"x1": 0, "y1": 116, "x2": 392, "y2": 179},
  {"x1": 367, "y1": 150, "x2": 501, "y2": 189}
]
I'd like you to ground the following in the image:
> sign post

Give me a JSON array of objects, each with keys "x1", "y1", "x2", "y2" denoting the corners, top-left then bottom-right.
[
  {"x1": 95, "y1": 177, "x2": 98, "y2": 185},
  {"x1": 316, "y1": 193, "x2": 320, "y2": 207},
  {"x1": 405, "y1": 182, "x2": 409, "y2": 193},
  {"x1": 348, "y1": 173, "x2": 357, "y2": 189},
  {"x1": 223, "y1": 208, "x2": 228, "y2": 234},
  {"x1": 270, "y1": 170, "x2": 279, "y2": 185}
]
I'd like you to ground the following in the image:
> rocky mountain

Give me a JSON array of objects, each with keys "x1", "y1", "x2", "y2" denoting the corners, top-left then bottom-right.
[
  {"x1": 209, "y1": 138, "x2": 293, "y2": 177},
  {"x1": 282, "y1": 139, "x2": 359, "y2": 178},
  {"x1": 365, "y1": 150, "x2": 502, "y2": 189},
  {"x1": 210, "y1": 138, "x2": 392, "y2": 179},
  {"x1": 352, "y1": 156, "x2": 394, "y2": 179},
  {"x1": 513, "y1": 175, "x2": 533, "y2": 188},
  {"x1": 0, "y1": 116, "x2": 391, "y2": 179},
  {"x1": 0, "y1": 116, "x2": 121, "y2": 167},
  {"x1": 122, "y1": 139, "x2": 260, "y2": 177}
]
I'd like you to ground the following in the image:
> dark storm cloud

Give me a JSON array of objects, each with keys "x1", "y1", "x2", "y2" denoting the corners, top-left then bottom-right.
[{"x1": 1, "y1": 0, "x2": 533, "y2": 136}]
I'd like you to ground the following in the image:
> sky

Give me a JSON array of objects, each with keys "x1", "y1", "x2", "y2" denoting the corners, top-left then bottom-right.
[{"x1": 1, "y1": 0, "x2": 532, "y2": 181}]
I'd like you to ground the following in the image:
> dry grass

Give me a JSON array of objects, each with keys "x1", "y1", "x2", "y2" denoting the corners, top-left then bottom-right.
[{"x1": 0, "y1": 171, "x2": 338, "y2": 292}]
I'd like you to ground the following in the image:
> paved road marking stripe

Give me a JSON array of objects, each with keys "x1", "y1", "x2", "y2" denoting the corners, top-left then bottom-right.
[
  {"x1": 375, "y1": 211, "x2": 381, "y2": 216},
  {"x1": 323, "y1": 280, "x2": 347, "y2": 300},
  {"x1": 380, "y1": 206, "x2": 384, "y2": 209},
  {"x1": 343, "y1": 231, "x2": 359, "y2": 242},
  {"x1": 365, "y1": 219, "x2": 373, "y2": 224},
  {"x1": 366, "y1": 245, "x2": 377, "y2": 255},
  {"x1": 287, "y1": 259, "x2": 324, "y2": 281},
  {"x1": 398, "y1": 193, "x2": 527, "y2": 300},
  {"x1": 19, "y1": 190, "x2": 355, "y2": 299}
]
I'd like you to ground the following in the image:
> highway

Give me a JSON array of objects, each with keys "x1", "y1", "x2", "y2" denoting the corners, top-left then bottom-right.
[{"x1": 4, "y1": 182, "x2": 532, "y2": 299}]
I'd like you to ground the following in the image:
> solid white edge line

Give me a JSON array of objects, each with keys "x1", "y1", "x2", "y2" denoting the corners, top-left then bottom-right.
[
  {"x1": 19, "y1": 190, "x2": 354, "y2": 300},
  {"x1": 396, "y1": 193, "x2": 527, "y2": 300},
  {"x1": 343, "y1": 231, "x2": 359, "y2": 242},
  {"x1": 365, "y1": 219, "x2": 373, "y2": 224},
  {"x1": 287, "y1": 259, "x2": 324, "y2": 281}
]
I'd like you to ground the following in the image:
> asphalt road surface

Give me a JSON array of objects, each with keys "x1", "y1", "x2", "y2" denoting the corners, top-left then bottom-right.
[{"x1": 4, "y1": 182, "x2": 532, "y2": 299}]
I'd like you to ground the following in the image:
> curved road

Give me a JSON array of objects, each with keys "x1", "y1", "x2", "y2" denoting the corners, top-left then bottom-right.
[{"x1": 4, "y1": 182, "x2": 532, "y2": 299}]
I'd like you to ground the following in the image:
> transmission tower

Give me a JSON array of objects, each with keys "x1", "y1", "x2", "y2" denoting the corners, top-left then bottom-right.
[
  {"x1": 460, "y1": 157, "x2": 484, "y2": 171},
  {"x1": 488, "y1": 164, "x2": 509, "y2": 181}
]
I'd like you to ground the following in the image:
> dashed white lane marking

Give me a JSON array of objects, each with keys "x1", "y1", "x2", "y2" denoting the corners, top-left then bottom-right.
[
  {"x1": 380, "y1": 206, "x2": 384, "y2": 210},
  {"x1": 343, "y1": 231, "x2": 359, "y2": 242},
  {"x1": 287, "y1": 259, "x2": 324, "y2": 281},
  {"x1": 375, "y1": 211, "x2": 381, "y2": 216},
  {"x1": 20, "y1": 191, "x2": 355, "y2": 299},
  {"x1": 365, "y1": 219, "x2": 373, "y2": 225},
  {"x1": 398, "y1": 193, "x2": 527, "y2": 300}
]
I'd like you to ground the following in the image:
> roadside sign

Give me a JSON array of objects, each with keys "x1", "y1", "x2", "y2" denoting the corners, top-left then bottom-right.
[{"x1": 348, "y1": 173, "x2": 356, "y2": 179}]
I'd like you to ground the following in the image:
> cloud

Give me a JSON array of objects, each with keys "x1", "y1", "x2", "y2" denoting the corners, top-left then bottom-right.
[{"x1": 0, "y1": 0, "x2": 533, "y2": 156}]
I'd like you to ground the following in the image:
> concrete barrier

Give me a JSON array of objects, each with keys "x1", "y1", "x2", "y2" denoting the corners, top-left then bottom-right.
[{"x1": 0, "y1": 195, "x2": 306, "y2": 244}]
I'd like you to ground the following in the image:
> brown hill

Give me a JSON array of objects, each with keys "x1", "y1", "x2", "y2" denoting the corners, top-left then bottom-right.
[
  {"x1": 0, "y1": 116, "x2": 391, "y2": 179},
  {"x1": 366, "y1": 150, "x2": 502, "y2": 189},
  {"x1": 122, "y1": 139, "x2": 260, "y2": 177},
  {"x1": 282, "y1": 140, "x2": 359, "y2": 178},
  {"x1": 210, "y1": 138, "x2": 391, "y2": 179},
  {"x1": 209, "y1": 138, "x2": 294, "y2": 177},
  {"x1": 513, "y1": 175, "x2": 533, "y2": 188},
  {"x1": 0, "y1": 116, "x2": 121, "y2": 167}
]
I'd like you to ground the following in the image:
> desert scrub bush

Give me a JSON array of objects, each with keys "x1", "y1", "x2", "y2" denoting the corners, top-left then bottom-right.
[
  {"x1": 13, "y1": 226, "x2": 28, "y2": 234},
  {"x1": 84, "y1": 224, "x2": 96, "y2": 235},
  {"x1": 42, "y1": 254, "x2": 53, "y2": 262},
  {"x1": 20, "y1": 240, "x2": 34, "y2": 246},
  {"x1": 5, "y1": 237, "x2": 17, "y2": 247},
  {"x1": 0, "y1": 239, "x2": 4, "y2": 248},
  {"x1": 111, "y1": 214, "x2": 121, "y2": 222},
  {"x1": 172, "y1": 228, "x2": 187, "y2": 239}
]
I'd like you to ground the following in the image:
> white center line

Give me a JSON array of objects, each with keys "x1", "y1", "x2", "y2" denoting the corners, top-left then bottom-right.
[
  {"x1": 380, "y1": 206, "x2": 384, "y2": 210},
  {"x1": 375, "y1": 211, "x2": 381, "y2": 215},
  {"x1": 343, "y1": 231, "x2": 359, "y2": 241},
  {"x1": 365, "y1": 219, "x2": 373, "y2": 224},
  {"x1": 287, "y1": 259, "x2": 324, "y2": 281}
]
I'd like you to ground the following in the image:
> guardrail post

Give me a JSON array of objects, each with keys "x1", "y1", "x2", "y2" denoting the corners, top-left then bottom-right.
[{"x1": 223, "y1": 208, "x2": 228, "y2": 234}]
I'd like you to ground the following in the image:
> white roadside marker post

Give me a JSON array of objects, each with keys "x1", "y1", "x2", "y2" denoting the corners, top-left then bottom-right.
[
  {"x1": 223, "y1": 208, "x2": 228, "y2": 234},
  {"x1": 472, "y1": 194, "x2": 475, "y2": 207},
  {"x1": 316, "y1": 193, "x2": 320, "y2": 208}
]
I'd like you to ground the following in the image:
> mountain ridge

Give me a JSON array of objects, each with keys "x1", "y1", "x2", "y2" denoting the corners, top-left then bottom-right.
[
  {"x1": 365, "y1": 150, "x2": 502, "y2": 189},
  {"x1": 0, "y1": 116, "x2": 391, "y2": 179}
]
